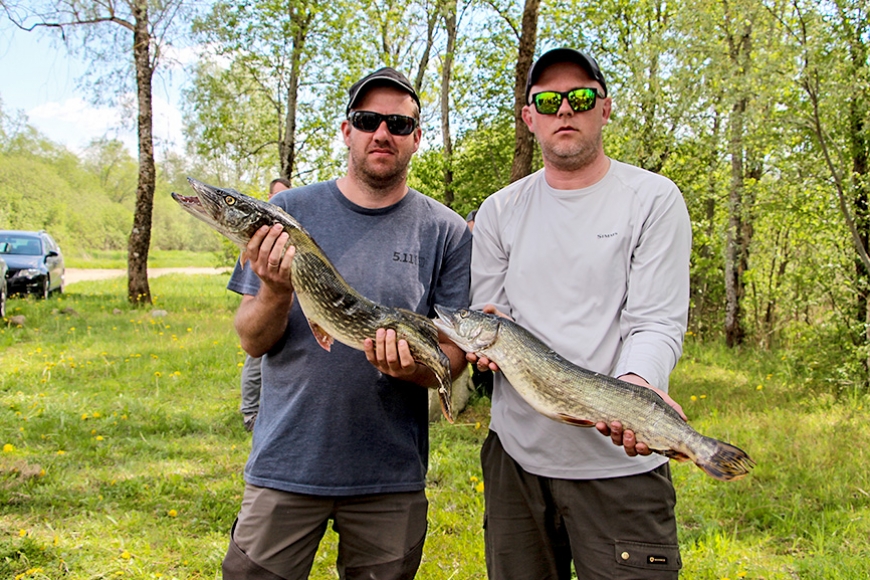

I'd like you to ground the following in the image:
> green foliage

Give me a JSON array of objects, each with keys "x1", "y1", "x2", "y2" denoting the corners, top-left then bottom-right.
[{"x1": 0, "y1": 102, "x2": 222, "y2": 257}]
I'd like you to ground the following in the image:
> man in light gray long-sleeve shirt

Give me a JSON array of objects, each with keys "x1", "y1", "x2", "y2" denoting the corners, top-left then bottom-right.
[{"x1": 469, "y1": 48, "x2": 691, "y2": 579}]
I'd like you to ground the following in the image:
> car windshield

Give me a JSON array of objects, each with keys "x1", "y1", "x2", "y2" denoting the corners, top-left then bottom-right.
[{"x1": 0, "y1": 236, "x2": 43, "y2": 255}]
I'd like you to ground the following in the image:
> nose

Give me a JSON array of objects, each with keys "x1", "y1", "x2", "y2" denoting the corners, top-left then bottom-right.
[
  {"x1": 557, "y1": 96, "x2": 574, "y2": 116},
  {"x1": 372, "y1": 119, "x2": 393, "y2": 139}
]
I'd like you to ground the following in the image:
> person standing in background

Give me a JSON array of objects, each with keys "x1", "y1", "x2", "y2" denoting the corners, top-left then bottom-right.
[{"x1": 240, "y1": 177, "x2": 291, "y2": 432}]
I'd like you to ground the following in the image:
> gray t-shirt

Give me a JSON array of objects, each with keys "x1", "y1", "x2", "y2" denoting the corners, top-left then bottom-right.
[
  {"x1": 228, "y1": 181, "x2": 471, "y2": 495},
  {"x1": 471, "y1": 161, "x2": 691, "y2": 480}
]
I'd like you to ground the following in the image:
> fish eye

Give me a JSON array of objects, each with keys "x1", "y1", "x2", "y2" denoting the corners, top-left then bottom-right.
[{"x1": 225, "y1": 196, "x2": 236, "y2": 205}]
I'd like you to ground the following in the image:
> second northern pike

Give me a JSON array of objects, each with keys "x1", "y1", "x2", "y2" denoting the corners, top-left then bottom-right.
[
  {"x1": 433, "y1": 306, "x2": 755, "y2": 480},
  {"x1": 172, "y1": 178, "x2": 455, "y2": 422}
]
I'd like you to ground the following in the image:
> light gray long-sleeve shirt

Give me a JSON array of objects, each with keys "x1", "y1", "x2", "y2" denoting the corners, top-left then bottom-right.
[{"x1": 471, "y1": 161, "x2": 691, "y2": 479}]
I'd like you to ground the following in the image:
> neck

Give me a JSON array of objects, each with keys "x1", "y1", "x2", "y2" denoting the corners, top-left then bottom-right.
[
  {"x1": 544, "y1": 153, "x2": 611, "y2": 190},
  {"x1": 335, "y1": 175, "x2": 409, "y2": 209}
]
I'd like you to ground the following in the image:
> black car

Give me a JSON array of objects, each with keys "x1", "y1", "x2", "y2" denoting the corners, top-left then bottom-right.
[
  {"x1": 0, "y1": 251, "x2": 7, "y2": 317},
  {"x1": 0, "y1": 230, "x2": 65, "y2": 299}
]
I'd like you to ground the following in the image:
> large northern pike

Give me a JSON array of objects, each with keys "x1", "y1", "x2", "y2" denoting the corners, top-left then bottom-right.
[
  {"x1": 172, "y1": 178, "x2": 455, "y2": 422},
  {"x1": 433, "y1": 306, "x2": 755, "y2": 480}
]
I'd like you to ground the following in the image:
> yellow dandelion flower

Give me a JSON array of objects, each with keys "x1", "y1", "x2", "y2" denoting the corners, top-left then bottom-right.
[
  {"x1": 737, "y1": 572, "x2": 747, "y2": 578},
  {"x1": 39, "y1": 469, "x2": 45, "y2": 477},
  {"x1": 96, "y1": 436, "x2": 104, "y2": 441},
  {"x1": 53, "y1": 535, "x2": 59, "y2": 545},
  {"x1": 91, "y1": 429, "x2": 97, "y2": 435},
  {"x1": 475, "y1": 422, "x2": 481, "y2": 429},
  {"x1": 167, "y1": 509, "x2": 178, "y2": 517},
  {"x1": 470, "y1": 476, "x2": 479, "y2": 483},
  {"x1": 81, "y1": 413, "x2": 89, "y2": 420},
  {"x1": 57, "y1": 450, "x2": 66, "y2": 455},
  {"x1": 700, "y1": 394, "x2": 707, "y2": 399},
  {"x1": 237, "y1": 362, "x2": 244, "y2": 367},
  {"x1": 187, "y1": 327, "x2": 192, "y2": 332},
  {"x1": 120, "y1": 550, "x2": 131, "y2": 559},
  {"x1": 155, "y1": 371, "x2": 162, "y2": 377},
  {"x1": 475, "y1": 482, "x2": 485, "y2": 493},
  {"x1": 93, "y1": 411, "x2": 101, "y2": 418},
  {"x1": 756, "y1": 385, "x2": 763, "y2": 391},
  {"x1": 690, "y1": 395, "x2": 697, "y2": 401},
  {"x1": 3, "y1": 444, "x2": 14, "y2": 453},
  {"x1": 18, "y1": 529, "x2": 27, "y2": 537}
]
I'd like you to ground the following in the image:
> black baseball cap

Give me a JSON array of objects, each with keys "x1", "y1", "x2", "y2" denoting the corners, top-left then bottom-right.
[
  {"x1": 525, "y1": 48, "x2": 608, "y2": 104},
  {"x1": 346, "y1": 67, "x2": 421, "y2": 115}
]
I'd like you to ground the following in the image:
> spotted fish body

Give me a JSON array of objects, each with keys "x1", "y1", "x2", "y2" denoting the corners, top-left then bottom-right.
[
  {"x1": 172, "y1": 178, "x2": 454, "y2": 422},
  {"x1": 433, "y1": 306, "x2": 755, "y2": 480}
]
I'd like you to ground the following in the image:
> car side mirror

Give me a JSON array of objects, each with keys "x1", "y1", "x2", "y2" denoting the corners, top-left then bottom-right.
[{"x1": 47, "y1": 250, "x2": 59, "y2": 258}]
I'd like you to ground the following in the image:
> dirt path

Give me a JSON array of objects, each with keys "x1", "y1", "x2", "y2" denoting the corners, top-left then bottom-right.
[{"x1": 65, "y1": 267, "x2": 231, "y2": 285}]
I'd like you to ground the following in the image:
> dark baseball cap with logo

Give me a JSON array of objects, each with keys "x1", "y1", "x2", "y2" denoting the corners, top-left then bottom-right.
[
  {"x1": 346, "y1": 67, "x2": 421, "y2": 114},
  {"x1": 525, "y1": 48, "x2": 608, "y2": 104}
]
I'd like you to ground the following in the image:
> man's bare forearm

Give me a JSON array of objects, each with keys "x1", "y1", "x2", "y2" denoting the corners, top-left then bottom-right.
[{"x1": 235, "y1": 288, "x2": 294, "y2": 357}]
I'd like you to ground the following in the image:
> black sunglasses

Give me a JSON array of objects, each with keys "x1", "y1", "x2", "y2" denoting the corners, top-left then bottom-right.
[
  {"x1": 348, "y1": 111, "x2": 418, "y2": 136},
  {"x1": 530, "y1": 87, "x2": 605, "y2": 115}
]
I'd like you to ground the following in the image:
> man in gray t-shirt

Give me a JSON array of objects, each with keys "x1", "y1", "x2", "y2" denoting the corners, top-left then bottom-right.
[
  {"x1": 221, "y1": 68, "x2": 471, "y2": 580},
  {"x1": 468, "y1": 48, "x2": 691, "y2": 578}
]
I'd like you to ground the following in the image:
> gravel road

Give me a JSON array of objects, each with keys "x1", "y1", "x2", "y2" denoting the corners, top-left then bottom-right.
[{"x1": 65, "y1": 267, "x2": 231, "y2": 285}]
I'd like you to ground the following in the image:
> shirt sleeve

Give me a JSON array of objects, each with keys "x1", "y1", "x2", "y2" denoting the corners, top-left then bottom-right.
[
  {"x1": 469, "y1": 197, "x2": 512, "y2": 315},
  {"x1": 430, "y1": 224, "x2": 472, "y2": 314},
  {"x1": 613, "y1": 183, "x2": 691, "y2": 391},
  {"x1": 227, "y1": 256, "x2": 262, "y2": 297}
]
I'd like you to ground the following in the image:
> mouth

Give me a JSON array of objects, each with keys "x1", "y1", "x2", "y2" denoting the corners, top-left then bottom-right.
[
  {"x1": 170, "y1": 193, "x2": 202, "y2": 207},
  {"x1": 433, "y1": 304, "x2": 457, "y2": 325}
]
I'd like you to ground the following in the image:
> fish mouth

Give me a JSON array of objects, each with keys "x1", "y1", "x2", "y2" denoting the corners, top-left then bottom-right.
[
  {"x1": 433, "y1": 304, "x2": 459, "y2": 328},
  {"x1": 170, "y1": 192, "x2": 203, "y2": 208}
]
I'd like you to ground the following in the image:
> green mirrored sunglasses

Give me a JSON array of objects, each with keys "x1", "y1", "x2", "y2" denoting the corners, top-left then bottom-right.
[{"x1": 531, "y1": 87, "x2": 605, "y2": 115}]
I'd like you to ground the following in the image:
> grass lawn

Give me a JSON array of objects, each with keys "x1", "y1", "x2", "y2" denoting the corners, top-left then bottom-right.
[{"x1": 1, "y1": 275, "x2": 869, "y2": 579}]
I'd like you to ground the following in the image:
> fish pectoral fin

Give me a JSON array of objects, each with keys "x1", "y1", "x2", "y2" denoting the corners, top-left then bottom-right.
[
  {"x1": 555, "y1": 413, "x2": 596, "y2": 427},
  {"x1": 307, "y1": 320, "x2": 334, "y2": 352},
  {"x1": 661, "y1": 449, "x2": 692, "y2": 462}
]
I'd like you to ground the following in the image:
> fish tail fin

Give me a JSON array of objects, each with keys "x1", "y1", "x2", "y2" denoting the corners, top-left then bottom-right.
[{"x1": 695, "y1": 439, "x2": 755, "y2": 481}]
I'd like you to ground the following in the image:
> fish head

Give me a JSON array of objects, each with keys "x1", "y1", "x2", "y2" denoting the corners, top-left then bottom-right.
[
  {"x1": 433, "y1": 305, "x2": 500, "y2": 354},
  {"x1": 171, "y1": 178, "x2": 277, "y2": 249}
]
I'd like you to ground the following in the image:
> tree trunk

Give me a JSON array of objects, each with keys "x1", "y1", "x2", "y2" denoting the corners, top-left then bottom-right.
[
  {"x1": 440, "y1": 1, "x2": 457, "y2": 207},
  {"x1": 280, "y1": 7, "x2": 311, "y2": 184},
  {"x1": 724, "y1": 96, "x2": 747, "y2": 347},
  {"x1": 127, "y1": 0, "x2": 156, "y2": 305},
  {"x1": 508, "y1": 0, "x2": 540, "y2": 183}
]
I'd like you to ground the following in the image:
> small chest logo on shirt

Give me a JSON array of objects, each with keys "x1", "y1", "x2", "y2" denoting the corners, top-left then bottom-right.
[
  {"x1": 393, "y1": 251, "x2": 424, "y2": 266},
  {"x1": 597, "y1": 232, "x2": 618, "y2": 239},
  {"x1": 647, "y1": 555, "x2": 668, "y2": 565}
]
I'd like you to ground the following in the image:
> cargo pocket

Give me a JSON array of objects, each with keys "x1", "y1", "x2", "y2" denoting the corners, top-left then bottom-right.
[{"x1": 613, "y1": 540, "x2": 681, "y2": 577}]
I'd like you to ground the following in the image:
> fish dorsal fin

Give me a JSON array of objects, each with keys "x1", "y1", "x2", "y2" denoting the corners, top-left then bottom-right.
[
  {"x1": 555, "y1": 413, "x2": 596, "y2": 427},
  {"x1": 307, "y1": 319, "x2": 334, "y2": 351}
]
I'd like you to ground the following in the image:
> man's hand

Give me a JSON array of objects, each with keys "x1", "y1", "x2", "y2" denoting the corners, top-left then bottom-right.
[
  {"x1": 364, "y1": 328, "x2": 426, "y2": 383},
  {"x1": 243, "y1": 224, "x2": 295, "y2": 294},
  {"x1": 465, "y1": 304, "x2": 510, "y2": 372},
  {"x1": 595, "y1": 374, "x2": 687, "y2": 457}
]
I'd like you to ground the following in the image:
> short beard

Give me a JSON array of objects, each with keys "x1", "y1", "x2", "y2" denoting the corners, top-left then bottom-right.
[
  {"x1": 349, "y1": 149, "x2": 412, "y2": 195},
  {"x1": 540, "y1": 131, "x2": 603, "y2": 173}
]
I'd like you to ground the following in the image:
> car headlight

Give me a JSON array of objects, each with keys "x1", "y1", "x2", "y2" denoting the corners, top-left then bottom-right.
[{"x1": 13, "y1": 268, "x2": 43, "y2": 279}]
